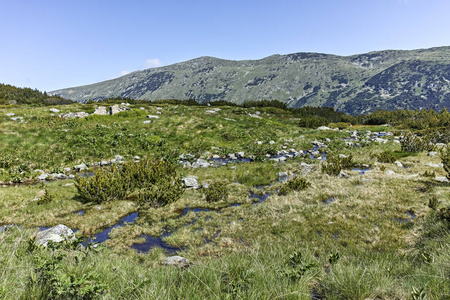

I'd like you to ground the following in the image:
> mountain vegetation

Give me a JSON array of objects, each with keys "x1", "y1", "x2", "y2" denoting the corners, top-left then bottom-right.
[
  {"x1": 0, "y1": 101, "x2": 449, "y2": 298},
  {"x1": 51, "y1": 46, "x2": 450, "y2": 115},
  {"x1": 0, "y1": 83, "x2": 72, "y2": 106}
]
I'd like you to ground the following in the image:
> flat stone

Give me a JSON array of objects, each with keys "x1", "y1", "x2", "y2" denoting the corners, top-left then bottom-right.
[
  {"x1": 164, "y1": 256, "x2": 190, "y2": 268},
  {"x1": 428, "y1": 151, "x2": 437, "y2": 157},
  {"x1": 435, "y1": 176, "x2": 449, "y2": 182},
  {"x1": 182, "y1": 176, "x2": 199, "y2": 189},
  {"x1": 426, "y1": 163, "x2": 443, "y2": 168},
  {"x1": 74, "y1": 163, "x2": 87, "y2": 171},
  {"x1": 49, "y1": 108, "x2": 60, "y2": 113},
  {"x1": 394, "y1": 161, "x2": 403, "y2": 168},
  {"x1": 385, "y1": 170, "x2": 395, "y2": 175},
  {"x1": 38, "y1": 173, "x2": 49, "y2": 181},
  {"x1": 146, "y1": 115, "x2": 160, "y2": 119}
]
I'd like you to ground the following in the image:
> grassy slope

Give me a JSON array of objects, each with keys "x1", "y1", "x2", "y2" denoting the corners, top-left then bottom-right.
[{"x1": 0, "y1": 103, "x2": 449, "y2": 299}]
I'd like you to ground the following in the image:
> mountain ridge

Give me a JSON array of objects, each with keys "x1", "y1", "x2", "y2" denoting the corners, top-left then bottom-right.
[{"x1": 51, "y1": 46, "x2": 450, "y2": 115}]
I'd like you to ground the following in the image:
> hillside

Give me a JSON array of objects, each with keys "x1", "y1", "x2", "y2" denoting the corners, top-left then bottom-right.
[
  {"x1": 51, "y1": 46, "x2": 450, "y2": 115},
  {"x1": 0, "y1": 83, "x2": 72, "y2": 105}
]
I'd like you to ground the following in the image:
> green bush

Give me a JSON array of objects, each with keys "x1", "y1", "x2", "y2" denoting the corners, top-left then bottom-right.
[
  {"x1": 23, "y1": 236, "x2": 107, "y2": 299},
  {"x1": 321, "y1": 155, "x2": 355, "y2": 176},
  {"x1": 203, "y1": 182, "x2": 229, "y2": 202},
  {"x1": 441, "y1": 146, "x2": 450, "y2": 180},
  {"x1": 75, "y1": 159, "x2": 184, "y2": 206},
  {"x1": 328, "y1": 122, "x2": 351, "y2": 130},
  {"x1": 36, "y1": 189, "x2": 53, "y2": 205},
  {"x1": 377, "y1": 151, "x2": 396, "y2": 163},
  {"x1": 401, "y1": 133, "x2": 434, "y2": 153},
  {"x1": 298, "y1": 116, "x2": 329, "y2": 128},
  {"x1": 278, "y1": 177, "x2": 310, "y2": 196}
]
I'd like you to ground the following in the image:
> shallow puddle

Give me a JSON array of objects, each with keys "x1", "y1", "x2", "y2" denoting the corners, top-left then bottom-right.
[{"x1": 131, "y1": 233, "x2": 179, "y2": 253}]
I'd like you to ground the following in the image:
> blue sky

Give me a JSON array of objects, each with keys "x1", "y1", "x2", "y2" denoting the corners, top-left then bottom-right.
[{"x1": 1, "y1": 0, "x2": 449, "y2": 92}]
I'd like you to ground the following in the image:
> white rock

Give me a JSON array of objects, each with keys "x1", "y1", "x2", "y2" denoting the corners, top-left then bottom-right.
[
  {"x1": 146, "y1": 115, "x2": 160, "y2": 119},
  {"x1": 36, "y1": 224, "x2": 75, "y2": 247},
  {"x1": 163, "y1": 256, "x2": 190, "y2": 268},
  {"x1": 435, "y1": 176, "x2": 449, "y2": 182},
  {"x1": 385, "y1": 170, "x2": 395, "y2": 175}
]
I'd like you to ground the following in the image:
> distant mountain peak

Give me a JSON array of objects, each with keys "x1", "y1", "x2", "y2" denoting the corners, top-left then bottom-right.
[{"x1": 51, "y1": 46, "x2": 450, "y2": 115}]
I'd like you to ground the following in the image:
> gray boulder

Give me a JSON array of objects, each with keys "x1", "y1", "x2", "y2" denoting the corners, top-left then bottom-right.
[
  {"x1": 182, "y1": 176, "x2": 199, "y2": 189},
  {"x1": 74, "y1": 163, "x2": 88, "y2": 171},
  {"x1": 110, "y1": 105, "x2": 120, "y2": 115},
  {"x1": 192, "y1": 158, "x2": 210, "y2": 168},
  {"x1": 49, "y1": 108, "x2": 60, "y2": 113},
  {"x1": 35, "y1": 224, "x2": 75, "y2": 247},
  {"x1": 93, "y1": 106, "x2": 108, "y2": 115},
  {"x1": 163, "y1": 256, "x2": 190, "y2": 268}
]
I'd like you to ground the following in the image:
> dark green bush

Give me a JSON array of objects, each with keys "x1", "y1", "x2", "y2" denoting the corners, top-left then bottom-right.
[
  {"x1": 203, "y1": 182, "x2": 228, "y2": 202},
  {"x1": 298, "y1": 116, "x2": 329, "y2": 128},
  {"x1": 328, "y1": 122, "x2": 351, "y2": 130},
  {"x1": 442, "y1": 146, "x2": 450, "y2": 180},
  {"x1": 278, "y1": 177, "x2": 310, "y2": 196},
  {"x1": 321, "y1": 155, "x2": 355, "y2": 176},
  {"x1": 400, "y1": 133, "x2": 435, "y2": 153},
  {"x1": 36, "y1": 189, "x2": 53, "y2": 205},
  {"x1": 377, "y1": 151, "x2": 396, "y2": 163},
  {"x1": 75, "y1": 159, "x2": 184, "y2": 206}
]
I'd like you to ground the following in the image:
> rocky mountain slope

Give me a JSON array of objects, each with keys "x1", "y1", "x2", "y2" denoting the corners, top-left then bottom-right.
[{"x1": 51, "y1": 46, "x2": 450, "y2": 115}]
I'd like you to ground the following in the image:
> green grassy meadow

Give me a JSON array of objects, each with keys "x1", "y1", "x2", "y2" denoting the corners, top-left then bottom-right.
[{"x1": 0, "y1": 102, "x2": 449, "y2": 299}]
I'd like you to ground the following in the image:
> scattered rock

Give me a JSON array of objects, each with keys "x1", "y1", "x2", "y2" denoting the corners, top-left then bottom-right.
[
  {"x1": 426, "y1": 163, "x2": 443, "y2": 168},
  {"x1": 338, "y1": 171, "x2": 349, "y2": 178},
  {"x1": 110, "y1": 105, "x2": 120, "y2": 115},
  {"x1": 74, "y1": 163, "x2": 88, "y2": 171},
  {"x1": 248, "y1": 113, "x2": 261, "y2": 118},
  {"x1": 192, "y1": 158, "x2": 210, "y2": 168},
  {"x1": 5, "y1": 113, "x2": 15, "y2": 117},
  {"x1": 147, "y1": 115, "x2": 160, "y2": 119},
  {"x1": 49, "y1": 108, "x2": 60, "y2": 113},
  {"x1": 163, "y1": 256, "x2": 190, "y2": 268},
  {"x1": 93, "y1": 106, "x2": 108, "y2": 115},
  {"x1": 394, "y1": 161, "x2": 403, "y2": 168},
  {"x1": 385, "y1": 170, "x2": 395, "y2": 175},
  {"x1": 35, "y1": 224, "x2": 75, "y2": 247},
  {"x1": 38, "y1": 173, "x2": 49, "y2": 181},
  {"x1": 435, "y1": 176, "x2": 449, "y2": 182},
  {"x1": 182, "y1": 176, "x2": 199, "y2": 189},
  {"x1": 428, "y1": 151, "x2": 437, "y2": 157}
]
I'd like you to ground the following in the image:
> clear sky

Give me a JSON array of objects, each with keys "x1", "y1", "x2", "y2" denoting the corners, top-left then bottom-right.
[{"x1": 1, "y1": 0, "x2": 449, "y2": 92}]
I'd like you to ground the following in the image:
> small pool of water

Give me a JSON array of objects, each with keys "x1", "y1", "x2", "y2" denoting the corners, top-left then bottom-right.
[
  {"x1": 322, "y1": 197, "x2": 335, "y2": 205},
  {"x1": 352, "y1": 168, "x2": 370, "y2": 175},
  {"x1": 85, "y1": 212, "x2": 138, "y2": 244},
  {"x1": 131, "y1": 234, "x2": 179, "y2": 254},
  {"x1": 249, "y1": 190, "x2": 271, "y2": 204}
]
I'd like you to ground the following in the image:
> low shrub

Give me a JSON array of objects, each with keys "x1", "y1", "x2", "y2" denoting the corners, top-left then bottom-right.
[
  {"x1": 321, "y1": 155, "x2": 355, "y2": 176},
  {"x1": 36, "y1": 189, "x2": 53, "y2": 205},
  {"x1": 298, "y1": 116, "x2": 329, "y2": 128},
  {"x1": 278, "y1": 177, "x2": 310, "y2": 196},
  {"x1": 401, "y1": 133, "x2": 435, "y2": 153},
  {"x1": 377, "y1": 151, "x2": 396, "y2": 163},
  {"x1": 328, "y1": 122, "x2": 351, "y2": 130},
  {"x1": 441, "y1": 146, "x2": 450, "y2": 180},
  {"x1": 203, "y1": 182, "x2": 229, "y2": 202},
  {"x1": 75, "y1": 159, "x2": 184, "y2": 206}
]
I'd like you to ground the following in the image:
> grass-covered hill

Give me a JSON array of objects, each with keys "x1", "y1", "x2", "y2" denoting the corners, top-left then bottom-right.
[
  {"x1": 0, "y1": 83, "x2": 72, "y2": 106},
  {"x1": 51, "y1": 46, "x2": 450, "y2": 115},
  {"x1": 0, "y1": 101, "x2": 449, "y2": 299}
]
